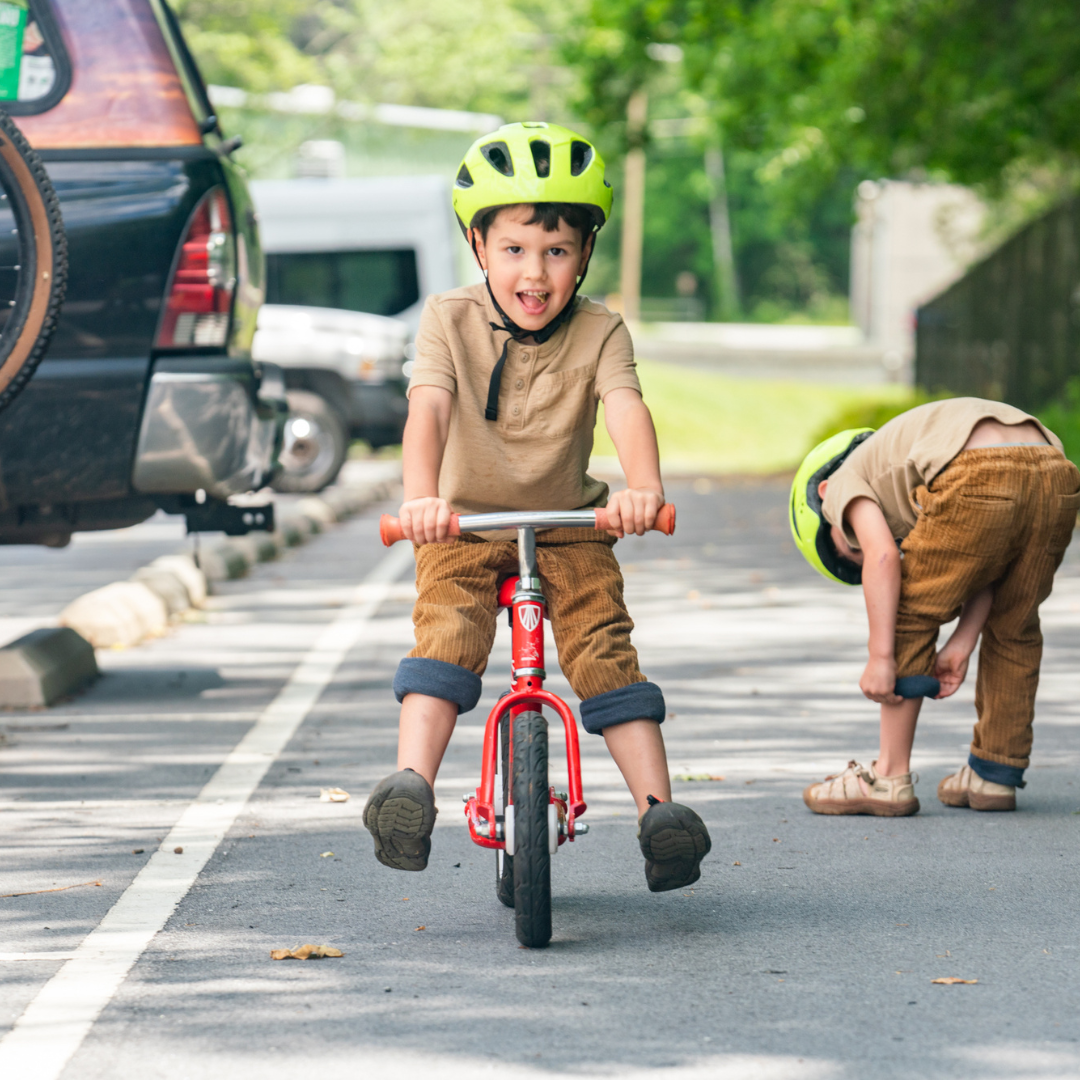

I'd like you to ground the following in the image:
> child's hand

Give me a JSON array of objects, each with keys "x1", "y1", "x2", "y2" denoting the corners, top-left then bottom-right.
[
  {"x1": 604, "y1": 488, "x2": 664, "y2": 538},
  {"x1": 399, "y1": 497, "x2": 455, "y2": 545},
  {"x1": 860, "y1": 655, "x2": 902, "y2": 705},
  {"x1": 933, "y1": 642, "x2": 971, "y2": 699}
]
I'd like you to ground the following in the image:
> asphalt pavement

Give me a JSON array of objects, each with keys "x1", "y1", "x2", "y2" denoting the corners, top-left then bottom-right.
[{"x1": 1, "y1": 477, "x2": 1078, "y2": 1079}]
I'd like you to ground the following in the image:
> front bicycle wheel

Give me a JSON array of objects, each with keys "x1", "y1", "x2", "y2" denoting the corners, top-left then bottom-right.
[
  {"x1": 512, "y1": 710, "x2": 551, "y2": 948},
  {"x1": 0, "y1": 110, "x2": 66, "y2": 415}
]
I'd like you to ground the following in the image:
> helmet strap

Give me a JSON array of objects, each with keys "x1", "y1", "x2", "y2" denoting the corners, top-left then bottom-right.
[{"x1": 470, "y1": 228, "x2": 598, "y2": 422}]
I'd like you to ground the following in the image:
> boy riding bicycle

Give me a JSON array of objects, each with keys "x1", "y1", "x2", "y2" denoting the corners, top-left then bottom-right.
[{"x1": 363, "y1": 123, "x2": 711, "y2": 891}]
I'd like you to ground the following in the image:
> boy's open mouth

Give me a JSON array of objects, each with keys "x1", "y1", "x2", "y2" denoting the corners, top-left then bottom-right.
[{"x1": 517, "y1": 290, "x2": 550, "y2": 316}]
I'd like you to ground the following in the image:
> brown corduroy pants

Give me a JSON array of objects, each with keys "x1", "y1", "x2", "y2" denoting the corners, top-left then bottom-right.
[
  {"x1": 896, "y1": 446, "x2": 1080, "y2": 770},
  {"x1": 410, "y1": 529, "x2": 646, "y2": 701}
]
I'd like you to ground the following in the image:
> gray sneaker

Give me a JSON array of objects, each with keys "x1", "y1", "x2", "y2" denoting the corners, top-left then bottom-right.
[
  {"x1": 363, "y1": 769, "x2": 437, "y2": 871},
  {"x1": 637, "y1": 796, "x2": 711, "y2": 892}
]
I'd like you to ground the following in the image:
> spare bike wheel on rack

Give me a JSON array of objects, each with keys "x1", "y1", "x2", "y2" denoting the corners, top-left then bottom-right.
[
  {"x1": 512, "y1": 711, "x2": 551, "y2": 948},
  {"x1": 0, "y1": 110, "x2": 67, "y2": 415},
  {"x1": 496, "y1": 711, "x2": 514, "y2": 908}
]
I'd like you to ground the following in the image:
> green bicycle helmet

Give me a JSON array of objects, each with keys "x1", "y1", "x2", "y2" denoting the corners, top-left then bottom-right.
[
  {"x1": 789, "y1": 428, "x2": 875, "y2": 585},
  {"x1": 452, "y1": 122, "x2": 613, "y2": 234}
]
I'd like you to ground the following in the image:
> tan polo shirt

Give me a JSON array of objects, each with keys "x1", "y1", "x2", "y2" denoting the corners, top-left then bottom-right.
[
  {"x1": 407, "y1": 282, "x2": 641, "y2": 519},
  {"x1": 822, "y1": 397, "x2": 1062, "y2": 548}
]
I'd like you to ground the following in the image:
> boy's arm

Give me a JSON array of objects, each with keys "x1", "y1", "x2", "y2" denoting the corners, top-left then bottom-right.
[
  {"x1": 934, "y1": 585, "x2": 993, "y2": 698},
  {"x1": 400, "y1": 385, "x2": 454, "y2": 544},
  {"x1": 602, "y1": 387, "x2": 664, "y2": 537},
  {"x1": 846, "y1": 496, "x2": 903, "y2": 705}
]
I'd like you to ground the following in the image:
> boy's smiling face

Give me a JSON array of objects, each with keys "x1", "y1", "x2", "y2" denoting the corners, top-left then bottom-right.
[{"x1": 470, "y1": 206, "x2": 594, "y2": 335}]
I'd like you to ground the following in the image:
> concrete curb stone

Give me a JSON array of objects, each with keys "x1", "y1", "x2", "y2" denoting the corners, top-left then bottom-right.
[
  {"x1": 60, "y1": 581, "x2": 169, "y2": 649},
  {"x1": 0, "y1": 628, "x2": 98, "y2": 706},
  {"x1": 149, "y1": 555, "x2": 207, "y2": 607},
  {"x1": 198, "y1": 542, "x2": 249, "y2": 582},
  {"x1": 131, "y1": 567, "x2": 192, "y2": 616}
]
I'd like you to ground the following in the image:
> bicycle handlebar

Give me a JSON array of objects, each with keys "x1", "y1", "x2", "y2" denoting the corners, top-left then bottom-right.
[{"x1": 379, "y1": 504, "x2": 676, "y2": 546}]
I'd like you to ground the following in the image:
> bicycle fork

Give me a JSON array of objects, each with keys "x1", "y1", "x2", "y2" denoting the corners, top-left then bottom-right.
[{"x1": 464, "y1": 526, "x2": 588, "y2": 851}]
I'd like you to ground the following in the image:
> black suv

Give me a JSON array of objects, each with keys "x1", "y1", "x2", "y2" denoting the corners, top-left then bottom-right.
[{"x1": 1, "y1": 0, "x2": 284, "y2": 546}]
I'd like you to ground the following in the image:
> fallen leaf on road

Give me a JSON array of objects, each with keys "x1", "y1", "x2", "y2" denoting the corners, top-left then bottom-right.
[
  {"x1": 415, "y1": 925, "x2": 426, "y2": 931},
  {"x1": 0, "y1": 880, "x2": 102, "y2": 899},
  {"x1": 932, "y1": 977, "x2": 977, "y2": 985},
  {"x1": 132, "y1": 849, "x2": 145, "y2": 854},
  {"x1": 732, "y1": 861, "x2": 741, "y2": 866},
  {"x1": 174, "y1": 847, "x2": 183, "y2": 854},
  {"x1": 320, "y1": 788, "x2": 350, "y2": 802},
  {"x1": 319, "y1": 851, "x2": 335, "y2": 858},
  {"x1": 672, "y1": 774, "x2": 725, "y2": 782},
  {"x1": 270, "y1": 944, "x2": 344, "y2": 960}
]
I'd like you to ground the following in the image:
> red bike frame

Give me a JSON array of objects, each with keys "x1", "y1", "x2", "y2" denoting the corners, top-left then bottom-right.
[{"x1": 464, "y1": 568, "x2": 586, "y2": 851}]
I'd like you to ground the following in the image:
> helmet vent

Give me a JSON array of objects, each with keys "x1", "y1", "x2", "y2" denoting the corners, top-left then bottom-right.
[
  {"x1": 455, "y1": 164, "x2": 474, "y2": 188},
  {"x1": 570, "y1": 141, "x2": 594, "y2": 176},
  {"x1": 530, "y1": 140, "x2": 551, "y2": 177},
  {"x1": 481, "y1": 141, "x2": 514, "y2": 177}
]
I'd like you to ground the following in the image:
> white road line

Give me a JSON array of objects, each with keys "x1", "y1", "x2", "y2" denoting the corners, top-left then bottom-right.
[{"x1": 0, "y1": 542, "x2": 413, "y2": 1080}]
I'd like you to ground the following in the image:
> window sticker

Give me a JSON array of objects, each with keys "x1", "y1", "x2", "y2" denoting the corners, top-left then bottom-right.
[
  {"x1": 18, "y1": 13, "x2": 55, "y2": 102},
  {"x1": 0, "y1": 0, "x2": 27, "y2": 102}
]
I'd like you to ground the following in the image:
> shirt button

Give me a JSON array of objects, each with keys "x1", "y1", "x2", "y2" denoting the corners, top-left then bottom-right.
[
  {"x1": 515, "y1": 379, "x2": 524, "y2": 389},
  {"x1": 512, "y1": 405, "x2": 520, "y2": 416}
]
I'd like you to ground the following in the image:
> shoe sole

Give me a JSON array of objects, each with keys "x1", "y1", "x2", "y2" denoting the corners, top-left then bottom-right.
[
  {"x1": 936, "y1": 778, "x2": 1015, "y2": 811},
  {"x1": 639, "y1": 805, "x2": 711, "y2": 893},
  {"x1": 803, "y1": 785, "x2": 920, "y2": 817},
  {"x1": 363, "y1": 775, "x2": 436, "y2": 871}
]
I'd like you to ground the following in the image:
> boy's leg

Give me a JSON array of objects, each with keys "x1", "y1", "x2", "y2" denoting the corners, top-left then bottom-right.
[
  {"x1": 538, "y1": 536, "x2": 709, "y2": 890},
  {"x1": 602, "y1": 719, "x2": 671, "y2": 816},
  {"x1": 365, "y1": 537, "x2": 514, "y2": 871},
  {"x1": 397, "y1": 693, "x2": 458, "y2": 788},
  {"x1": 965, "y1": 456, "x2": 1078, "y2": 789}
]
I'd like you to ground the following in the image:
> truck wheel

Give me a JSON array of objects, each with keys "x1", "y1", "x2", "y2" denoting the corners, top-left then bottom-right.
[{"x1": 271, "y1": 390, "x2": 348, "y2": 493}]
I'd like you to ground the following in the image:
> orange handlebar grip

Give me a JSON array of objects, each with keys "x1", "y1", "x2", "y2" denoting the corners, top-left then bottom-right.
[
  {"x1": 594, "y1": 502, "x2": 675, "y2": 536},
  {"x1": 379, "y1": 514, "x2": 464, "y2": 546}
]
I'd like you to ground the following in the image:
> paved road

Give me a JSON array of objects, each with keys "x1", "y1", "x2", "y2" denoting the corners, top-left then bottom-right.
[{"x1": 1, "y1": 480, "x2": 1078, "y2": 1079}]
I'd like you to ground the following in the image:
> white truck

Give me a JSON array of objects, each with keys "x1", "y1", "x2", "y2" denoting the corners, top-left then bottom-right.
[{"x1": 250, "y1": 175, "x2": 471, "y2": 491}]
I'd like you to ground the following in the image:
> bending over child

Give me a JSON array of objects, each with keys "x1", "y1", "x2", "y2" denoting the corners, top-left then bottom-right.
[
  {"x1": 363, "y1": 123, "x2": 710, "y2": 889},
  {"x1": 790, "y1": 397, "x2": 1079, "y2": 815}
]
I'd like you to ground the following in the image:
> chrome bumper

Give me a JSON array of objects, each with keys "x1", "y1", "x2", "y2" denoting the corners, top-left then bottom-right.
[{"x1": 132, "y1": 359, "x2": 286, "y2": 499}]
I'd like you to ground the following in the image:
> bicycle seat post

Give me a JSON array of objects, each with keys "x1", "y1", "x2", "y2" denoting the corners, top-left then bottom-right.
[{"x1": 516, "y1": 525, "x2": 540, "y2": 590}]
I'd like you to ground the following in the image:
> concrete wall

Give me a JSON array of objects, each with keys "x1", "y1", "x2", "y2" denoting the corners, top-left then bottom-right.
[{"x1": 850, "y1": 180, "x2": 984, "y2": 375}]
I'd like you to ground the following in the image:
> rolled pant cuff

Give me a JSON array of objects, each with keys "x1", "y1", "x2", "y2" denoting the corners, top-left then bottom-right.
[
  {"x1": 968, "y1": 753, "x2": 1026, "y2": 788},
  {"x1": 579, "y1": 681, "x2": 665, "y2": 735},
  {"x1": 394, "y1": 658, "x2": 483, "y2": 714}
]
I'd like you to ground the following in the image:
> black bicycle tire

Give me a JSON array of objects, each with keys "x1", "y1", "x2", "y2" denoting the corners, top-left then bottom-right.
[
  {"x1": 495, "y1": 711, "x2": 514, "y2": 908},
  {"x1": 512, "y1": 710, "x2": 551, "y2": 948},
  {"x1": 0, "y1": 109, "x2": 67, "y2": 415}
]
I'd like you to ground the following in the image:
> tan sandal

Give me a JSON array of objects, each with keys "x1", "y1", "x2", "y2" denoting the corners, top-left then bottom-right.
[
  {"x1": 937, "y1": 764, "x2": 1016, "y2": 811},
  {"x1": 803, "y1": 760, "x2": 920, "y2": 817}
]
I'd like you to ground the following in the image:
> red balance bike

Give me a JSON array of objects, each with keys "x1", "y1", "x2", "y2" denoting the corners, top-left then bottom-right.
[{"x1": 380, "y1": 505, "x2": 676, "y2": 948}]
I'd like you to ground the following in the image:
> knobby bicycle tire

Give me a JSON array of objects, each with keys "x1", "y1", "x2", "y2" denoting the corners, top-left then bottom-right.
[
  {"x1": 496, "y1": 711, "x2": 514, "y2": 908},
  {"x1": 512, "y1": 711, "x2": 551, "y2": 948},
  {"x1": 0, "y1": 109, "x2": 67, "y2": 415}
]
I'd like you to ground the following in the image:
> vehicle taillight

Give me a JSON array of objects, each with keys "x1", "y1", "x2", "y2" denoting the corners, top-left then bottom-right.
[{"x1": 156, "y1": 188, "x2": 236, "y2": 349}]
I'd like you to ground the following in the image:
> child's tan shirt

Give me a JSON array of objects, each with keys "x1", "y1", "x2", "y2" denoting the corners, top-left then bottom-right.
[
  {"x1": 408, "y1": 283, "x2": 641, "y2": 518},
  {"x1": 822, "y1": 397, "x2": 1063, "y2": 548}
]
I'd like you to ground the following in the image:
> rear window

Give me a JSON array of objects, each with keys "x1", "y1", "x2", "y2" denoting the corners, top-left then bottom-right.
[
  {"x1": 0, "y1": 0, "x2": 70, "y2": 113},
  {"x1": 15, "y1": 0, "x2": 201, "y2": 149},
  {"x1": 265, "y1": 250, "x2": 421, "y2": 318}
]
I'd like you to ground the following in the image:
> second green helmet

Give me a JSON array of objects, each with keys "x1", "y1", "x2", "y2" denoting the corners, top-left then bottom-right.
[
  {"x1": 452, "y1": 122, "x2": 613, "y2": 233},
  {"x1": 789, "y1": 428, "x2": 875, "y2": 585}
]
